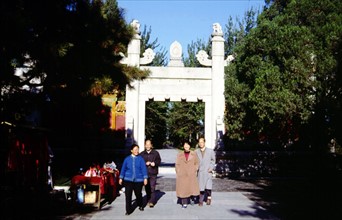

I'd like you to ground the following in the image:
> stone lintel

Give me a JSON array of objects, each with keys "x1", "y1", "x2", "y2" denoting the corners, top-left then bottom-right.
[{"x1": 141, "y1": 66, "x2": 211, "y2": 79}]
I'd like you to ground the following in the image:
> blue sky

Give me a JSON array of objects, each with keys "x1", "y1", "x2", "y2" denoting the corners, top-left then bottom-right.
[{"x1": 117, "y1": 0, "x2": 265, "y2": 58}]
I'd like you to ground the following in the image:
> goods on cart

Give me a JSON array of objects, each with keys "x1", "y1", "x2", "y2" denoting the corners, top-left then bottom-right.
[{"x1": 70, "y1": 161, "x2": 119, "y2": 209}]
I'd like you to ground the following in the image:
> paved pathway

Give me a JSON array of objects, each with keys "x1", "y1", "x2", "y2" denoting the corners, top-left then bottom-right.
[
  {"x1": 89, "y1": 191, "x2": 275, "y2": 220},
  {"x1": 66, "y1": 149, "x2": 278, "y2": 220}
]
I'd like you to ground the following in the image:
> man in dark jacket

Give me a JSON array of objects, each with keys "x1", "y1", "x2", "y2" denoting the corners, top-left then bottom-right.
[{"x1": 140, "y1": 139, "x2": 161, "y2": 207}]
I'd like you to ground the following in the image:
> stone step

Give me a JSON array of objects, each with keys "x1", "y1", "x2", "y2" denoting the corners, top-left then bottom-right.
[
  {"x1": 159, "y1": 167, "x2": 176, "y2": 176},
  {"x1": 156, "y1": 177, "x2": 176, "y2": 191}
]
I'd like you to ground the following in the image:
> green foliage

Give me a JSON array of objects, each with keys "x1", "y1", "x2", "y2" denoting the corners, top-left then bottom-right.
[
  {"x1": 224, "y1": 7, "x2": 260, "y2": 140},
  {"x1": 167, "y1": 102, "x2": 204, "y2": 147},
  {"x1": 0, "y1": 0, "x2": 149, "y2": 151},
  {"x1": 225, "y1": 0, "x2": 342, "y2": 149},
  {"x1": 0, "y1": 0, "x2": 148, "y2": 96},
  {"x1": 145, "y1": 101, "x2": 168, "y2": 148},
  {"x1": 225, "y1": 64, "x2": 250, "y2": 140}
]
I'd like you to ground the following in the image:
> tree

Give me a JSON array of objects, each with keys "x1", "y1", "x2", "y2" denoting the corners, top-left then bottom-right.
[
  {"x1": 225, "y1": 0, "x2": 342, "y2": 149},
  {"x1": 1, "y1": 0, "x2": 148, "y2": 95},
  {"x1": 0, "y1": 0, "x2": 149, "y2": 151},
  {"x1": 224, "y1": 8, "x2": 260, "y2": 141},
  {"x1": 145, "y1": 101, "x2": 168, "y2": 148},
  {"x1": 0, "y1": 0, "x2": 148, "y2": 116},
  {"x1": 167, "y1": 102, "x2": 204, "y2": 148}
]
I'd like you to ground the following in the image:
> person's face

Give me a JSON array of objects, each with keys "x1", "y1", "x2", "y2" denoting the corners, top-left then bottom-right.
[
  {"x1": 131, "y1": 146, "x2": 139, "y2": 156},
  {"x1": 183, "y1": 143, "x2": 191, "y2": 152},
  {"x1": 145, "y1": 140, "x2": 152, "y2": 151},
  {"x1": 198, "y1": 138, "x2": 205, "y2": 148}
]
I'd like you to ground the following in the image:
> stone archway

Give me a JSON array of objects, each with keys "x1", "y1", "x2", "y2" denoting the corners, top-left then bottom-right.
[{"x1": 120, "y1": 20, "x2": 233, "y2": 150}]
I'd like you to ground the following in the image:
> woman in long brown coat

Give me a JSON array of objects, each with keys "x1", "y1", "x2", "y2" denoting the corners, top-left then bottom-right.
[{"x1": 175, "y1": 141, "x2": 200, "y2": 208}]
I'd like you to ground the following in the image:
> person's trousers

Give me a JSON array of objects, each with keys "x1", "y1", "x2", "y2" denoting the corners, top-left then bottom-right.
[
  {"x1": 124, "y1": 181, "x2": 144, "y2": 213},
  {"x1": 145, "y1": 175, "x2": 157, "y2": 204},
  {"x1": 199, "y1": 189, "x2": 212, "y2": 203}
]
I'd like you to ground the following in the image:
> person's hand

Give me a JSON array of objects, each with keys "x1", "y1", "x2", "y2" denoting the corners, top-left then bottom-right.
[
  {"x1": 150, "y1": 162, "x2": 155, "y2": 167},
  {"x1": 143, "y1": 179, "x2": 148, "y2": 185},
  {"x1": 119, "y1": 178, "x2": 123, "y2": 185},
  {"x1": 146, "y1": 161, "x2": 151, "y2": 166}
]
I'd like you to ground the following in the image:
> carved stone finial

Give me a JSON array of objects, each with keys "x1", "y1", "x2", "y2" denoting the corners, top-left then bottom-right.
[
  {"x1": 140, "y1": 48, "x2": 155, "y2": 65},
  {"x1": 168, "y1": 41, "x2": 184, "y2": 67},
  {"x1": 131, "y1": 19, "x2": 141, "y2": 34},
  {"x1": 170, "y1": 41, "x2": 182, "y2": 58},
  {"x1": 119, "y1": 52, "x2": 128, "y2": 65},
  {"x1": 212, "y1": 23, "x2": 223, "y2": 36},
  {"x1": 196, "y1": 50, "x2": 212, "y2": 66},
  {"x1": 224, "y1": 54, "x2": 235, "y2": 66}
]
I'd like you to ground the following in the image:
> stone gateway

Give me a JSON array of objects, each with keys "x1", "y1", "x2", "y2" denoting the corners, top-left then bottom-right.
[{"x1": 121, "y1": 21, "x2": 233, "y2": 150}]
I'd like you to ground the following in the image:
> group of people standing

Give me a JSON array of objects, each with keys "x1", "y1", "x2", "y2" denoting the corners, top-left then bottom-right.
[
  {"x1": 119, "y1": 137, "x2": 215, "y2": 215},
  {"x1": 118, "y1": 139, "x2": 161, "y2": 215},
  {"x1": 175, "y1": 137, "x2": 216, "y2": 208}
]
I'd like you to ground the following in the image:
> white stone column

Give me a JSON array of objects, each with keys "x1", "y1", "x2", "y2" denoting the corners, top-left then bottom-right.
[
  {"x1": 137, "y1": 97, "x2": 147, "y2": 152},
  {"x1": 204, "y1": 98, "x2": 212, "y2": 149},
  {"x1": 125, "y1": 81, "x2": 139, "y2": 147},
  {"x1": 210, "y1": 23, "x2": 225, "y2": 149},
  {"x1": 127, "y1": 34, "x2": 141, "y2": 66},
  {"x1": 125, "y1": 22, "x2": 141, "y2": 147}
]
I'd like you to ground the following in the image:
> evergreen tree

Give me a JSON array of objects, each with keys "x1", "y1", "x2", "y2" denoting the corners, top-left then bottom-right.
[
  {"x1": 0, "y1": 0, "x2": 148, "y2": 95},
  {"x1": 226, "y1": 0, "x2": 342, "y2": 149},
  {"x1": 224, "y1": 7, "x2": 260, "y2": 141},
  {"x1": 0, "y1": 0, "x2": 150, "y2": 152},
  {"x1": 167, "y1": 101, "x2": 204, "y2": 148}
]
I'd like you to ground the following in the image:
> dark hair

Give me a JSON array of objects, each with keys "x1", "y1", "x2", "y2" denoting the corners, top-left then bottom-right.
[
  {"x1": 198, "y1": 137, "x2": 206, "y2": 142},
  {"x1": 182, "y1": 140, "x2": 191, "y2": 145},
  {"x1": 130, "y1": 143, "x2": 139, "y2": 150},
  {"x1": 145, "y1": 139, "x2": 153, "y2": 144},
  {"x1": 182, "y1": 140, "x2": 192, "y2": 146}
]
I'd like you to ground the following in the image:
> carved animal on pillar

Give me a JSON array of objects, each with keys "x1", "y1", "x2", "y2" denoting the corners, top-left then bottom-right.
[
  {"x1": 131, "y1": 19, "x2": 140, "y2": 34},
  {"x1": 212, "y1": 23, "x2": 223, "y2": 35}
]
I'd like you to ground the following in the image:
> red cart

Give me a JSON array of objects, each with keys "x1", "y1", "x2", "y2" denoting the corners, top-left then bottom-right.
[{"x1": 70, "y1": 167, "x2": 119, "y2": 209}]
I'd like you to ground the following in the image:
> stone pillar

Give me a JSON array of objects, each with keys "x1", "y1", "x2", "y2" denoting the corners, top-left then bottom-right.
[
  {"x1": 210, "y1": 23, "x2": 225, "y2": 149},
  {"x1": 127, "y1": 37, "x2": 141, "y2": 66},
  {"x1": 204, "y1": 98, "x2": 212, "y2": 148},
  {"x1": 137, "y1": 97, "x2": 146, "y2": 151},
  {"x1": 125, "y1": 20, "x2": 141, "y2": 147},
  {"x1": 125, "y1": 81, "x2": 139, "y2": 147}
]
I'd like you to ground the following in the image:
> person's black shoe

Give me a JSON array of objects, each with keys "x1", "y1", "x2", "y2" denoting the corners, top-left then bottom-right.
[
  {"x1": 125, "y1": 212, "x2": 130, "y2": 215},
  {"x1": 139, "y1": 207, "x2": 144, "y2": 211}
]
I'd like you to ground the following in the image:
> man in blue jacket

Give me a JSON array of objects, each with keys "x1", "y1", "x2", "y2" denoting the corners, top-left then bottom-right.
[{"x1": 119, "y1": 144, "x2": 148, "y2": 215}]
